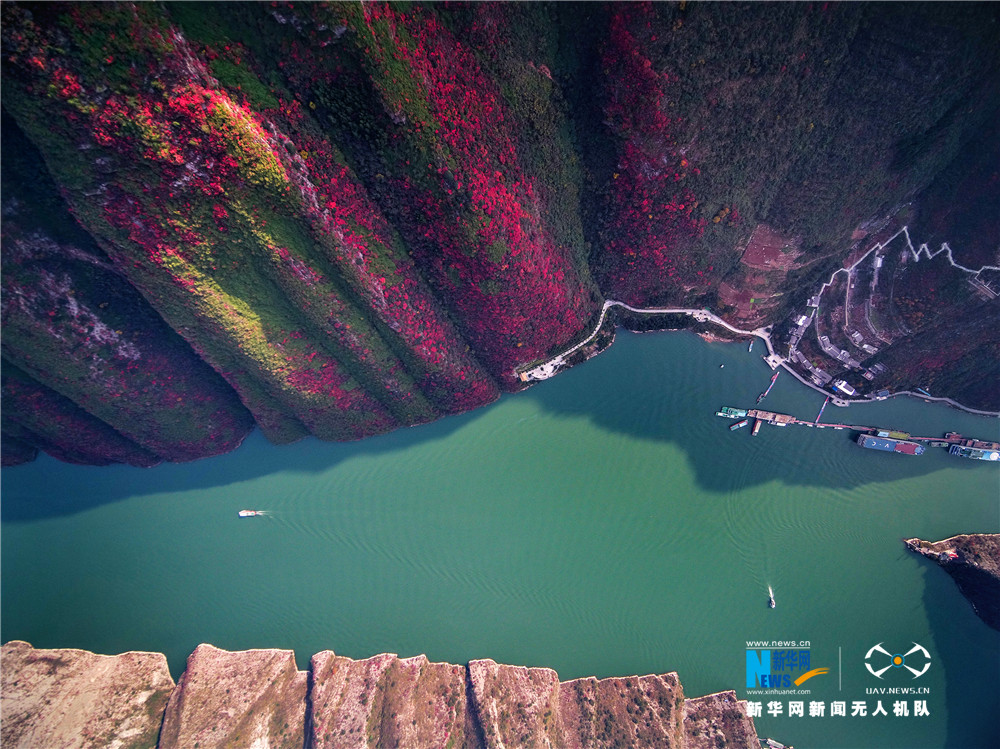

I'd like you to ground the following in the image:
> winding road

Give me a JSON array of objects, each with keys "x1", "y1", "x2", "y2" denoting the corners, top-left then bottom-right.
[
  {"x1": 516, "y1": 298, "x2": 1000, "y2": 418},
  {"x1": 517, "y1": 300, "x2": 774, "y2": 382}
]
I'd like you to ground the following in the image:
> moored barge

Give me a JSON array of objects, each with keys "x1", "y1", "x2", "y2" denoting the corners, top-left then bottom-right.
[{"x1": 856, "y1": 434, "x2": 925, "y2": 455}]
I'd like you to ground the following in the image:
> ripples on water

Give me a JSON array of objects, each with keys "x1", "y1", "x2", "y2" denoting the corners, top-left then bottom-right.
[{"x1": 2, "y1": 332, "x2": 997, "y2": 749}]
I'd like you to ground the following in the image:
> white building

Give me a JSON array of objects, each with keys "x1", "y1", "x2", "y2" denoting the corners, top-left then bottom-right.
[{"x1": 832, "y1": 379, "x2": 857, "y2": 396}]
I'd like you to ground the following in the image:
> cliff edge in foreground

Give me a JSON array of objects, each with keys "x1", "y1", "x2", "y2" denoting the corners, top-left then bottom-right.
[
  {"x1": 0, "y1": 641, "x2": 759, "y2": 749},
  {"x1": 905, "y1": 534, "x2": 1000, "y2": 631},
  {"x1": 0, "y1": 640, "x2": 174, "y2": 749}
]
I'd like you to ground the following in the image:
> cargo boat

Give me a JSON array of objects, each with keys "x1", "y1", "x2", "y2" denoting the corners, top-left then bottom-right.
[
  {"x1": 856, "y1": 434, "x2": 925, "y2": 455},
  {"x1": 751, "y1": 420, "x2": 762, "y2": 436},
  {"x1": 875, "y1": 428, "x2": 910, "y2": 440},
  {"x1": 730, "y1": 419, "x2": 749, "y2": 431},
  {"x1": 715, "y1": 406, "x2": 748, "y2": 419},
  {"x1": 948, "y1": 445, "x2": 1000, "y2": 461}
]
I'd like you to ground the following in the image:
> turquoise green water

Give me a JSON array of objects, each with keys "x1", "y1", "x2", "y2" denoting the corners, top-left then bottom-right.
[{"x1": 3, "y1": 331, "x2": 998, "y2": 748}]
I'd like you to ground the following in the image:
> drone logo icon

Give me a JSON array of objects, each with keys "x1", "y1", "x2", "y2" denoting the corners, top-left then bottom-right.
[{"x1": 865, "y1": 642, "x2": 931, "y2": 679}]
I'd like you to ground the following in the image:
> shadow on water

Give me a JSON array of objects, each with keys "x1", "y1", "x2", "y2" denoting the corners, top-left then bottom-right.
[
  {"x1": 0, "y1": 403, "x2": 481, "y2": 522},
  {"x1": 3, "y1": 328, "x2": 997, "y2": 522},
  {"x1": 516, "y1": 329, "x2": 999, "y2": 495},
  {"x1": 916, "y1": 557, "x2": 1000, "y2": 748}
]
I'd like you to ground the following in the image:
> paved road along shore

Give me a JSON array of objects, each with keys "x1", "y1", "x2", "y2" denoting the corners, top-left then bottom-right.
[{"x1": 515, "y1": 300, "x2": 1000, "y2": 418}]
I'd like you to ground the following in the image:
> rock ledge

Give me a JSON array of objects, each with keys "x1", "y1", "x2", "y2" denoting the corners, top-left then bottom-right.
[{"x1": 1, "y1": 641, "x2": 759, "y2": 748}]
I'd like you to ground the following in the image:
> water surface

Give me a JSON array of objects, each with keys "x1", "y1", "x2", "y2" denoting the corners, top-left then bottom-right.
[{"x1": 3, "y1": 331, "x2": 998, "y2": 748}]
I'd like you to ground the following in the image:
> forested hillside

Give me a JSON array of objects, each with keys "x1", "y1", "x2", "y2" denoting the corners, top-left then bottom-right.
[{"x1": 3, "y1": 2, "x2": 998, "y2": 466}]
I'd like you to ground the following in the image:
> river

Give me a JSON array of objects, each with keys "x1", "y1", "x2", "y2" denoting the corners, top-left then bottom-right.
[{"x1": 2, "y1": 330, "x2": 998, "y2": 748}]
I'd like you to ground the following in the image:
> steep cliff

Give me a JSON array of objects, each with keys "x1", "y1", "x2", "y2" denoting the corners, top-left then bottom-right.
[
  {"x1": 1, "y1": 109, "x2": 254, "y2": 464},
  {"x1": 3, "y1": 1, "x2": 999, "y2": 466},
  {"x1": 159, "y1": 644, "x2": 307, "y2": 749},
  {"x1": 905, "y1": 534, "x2": 1000, "y2": 631},
  {"x1": 1, "y1": 641, "x2": 760, "y2": 749},
  {"x1": 0, "y1": 640, "x2": 174, "y2": 749},
  {"x1": 307, "y1": 651, "x2": 476, "y2": 748}
]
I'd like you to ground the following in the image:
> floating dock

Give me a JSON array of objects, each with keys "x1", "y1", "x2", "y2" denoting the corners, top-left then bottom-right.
[{"x1": 874, "y1": 428, "x2": 910, "y2": 440}]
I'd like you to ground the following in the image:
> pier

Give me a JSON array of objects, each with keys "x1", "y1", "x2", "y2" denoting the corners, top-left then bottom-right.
[
  {"x1": 746, "y1": 409, "x2": 796, "y2": 426},
  {"x1": 719, "y1": 407, "x2": 999, "y2": 454},
  {"x1": 742, "y1": 408, "x2": 869, "y2": 431}
]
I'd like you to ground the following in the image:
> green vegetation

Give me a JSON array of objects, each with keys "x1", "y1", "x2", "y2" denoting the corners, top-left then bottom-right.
[
  {"x1": 209, "y1": 58, "x2": 280, "y2": 110},
  {"x1": 3, "y1": 0, "x2": 998, "y2": 465}
]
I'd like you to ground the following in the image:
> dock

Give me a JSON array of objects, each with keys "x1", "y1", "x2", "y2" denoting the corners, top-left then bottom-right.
[
  {"x1": 715, "y1": 406, "x2": 999, "y2": 457},
  {"x1": 747, "y1": 408, "x2": 795, "y2": 426}
]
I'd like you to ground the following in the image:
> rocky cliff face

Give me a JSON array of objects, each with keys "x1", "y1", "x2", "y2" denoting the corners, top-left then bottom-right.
[
  {"x1": 0, "y1": 641, "x2": 759, "y2": 749},
  {"x1": 159, "y1": 644, "x2": 307, "y2": 749},
  {"x1": 308, "y1": 651, "x2": 475, "y2": 749},
  {"x1": 905, "y1": 534, "x2": 1000, "y2": 632},
  {"x1": 1, "y1": 641, "x2": 759, "y2": 749},
  {"x1": 0, "y1": 640, "x2": 174, "y2": 749},
  {"x1": 3, "y1": 1, "x2": 999, "y2": 466}
]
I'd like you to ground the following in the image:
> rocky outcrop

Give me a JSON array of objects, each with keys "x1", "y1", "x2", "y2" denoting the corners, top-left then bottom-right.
[
  {"x1": 557, "y1": 672, "x2": 685, "y2": 748},
  {"x1": 905, "y1": 534, "x2": 1000, "y2": 631},
  {"x1": 1, "y1": 642, "x2": 760, "y2": 748},
  {"x1": 0, "y1": 640, "x2": 174, "y2": 749},
  {"x1": 467, "y1": 659, "x2": 562, "y2": 746},
  {"x1": 308, "y1": 651, "x2": 475, "y2": 748},
  {"x1": 158, "y1": 644, "x2": 307, "y2": 749},
  {"x1": 683, "y1": 692, "x2": 761, "y2": 749}
]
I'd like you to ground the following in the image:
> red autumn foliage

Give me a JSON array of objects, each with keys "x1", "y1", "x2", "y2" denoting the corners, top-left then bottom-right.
[
  {"x1": 342, "y1": 3, "x2": 596, "y2": 378},
  {"x1": 597, "y1": 5, "x2": 706, "y2": 305}
]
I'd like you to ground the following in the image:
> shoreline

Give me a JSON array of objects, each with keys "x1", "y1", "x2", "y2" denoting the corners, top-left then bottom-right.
[{"x1": 517, "y1": 300, "x2": 1000, "y2": 419}]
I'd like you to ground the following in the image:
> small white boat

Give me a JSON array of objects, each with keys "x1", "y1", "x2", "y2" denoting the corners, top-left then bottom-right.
[
  {"x1": 768, "y1": 585, "x2": 776, "y2": 609},
  {"x1": 238, "y1": 510, "x2": 263, "y2": 518},
  {"x1": 748, "y1": 340, "x2": 754, "y2": 352}
]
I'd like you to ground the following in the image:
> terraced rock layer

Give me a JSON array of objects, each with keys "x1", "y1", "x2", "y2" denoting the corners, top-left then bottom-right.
[{"x1": 0, "y1": 641, "x2": 759, "y2": 749}]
